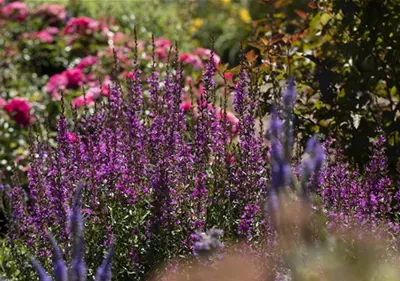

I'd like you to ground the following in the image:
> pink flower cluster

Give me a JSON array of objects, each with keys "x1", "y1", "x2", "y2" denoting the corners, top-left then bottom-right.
[
  {"x1": 22, "y1": 27, "x2": 59, "y2": 43},
  {"x1": 46, "y1": 68, "x2": 82, "y2": 96},
  {"x1": 1, "y1": 1, "x2": 27, "y2": 21},
  {"x1": 32, "y1": 4, "x2": 66, "y2": 24},
  {"x1": 63, "y1": 16, "x2": 110, "y2": 44},
  {"x1": 179, "y1": 48, "x2": 221, "y2": 70},
  {"x1": 46, "y1": 56, "x2": 100, "y2": 97},
  {"x1": 1, "y1": 97, "x2": 33, "y2": 126},
  {"x1": 46, "y1": 55, "x2": 111, "y2": 107}
]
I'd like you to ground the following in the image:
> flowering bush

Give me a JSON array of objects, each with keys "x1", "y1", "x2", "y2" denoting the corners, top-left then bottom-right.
[
  {"x1": 318, "y1": 135, "x2": 400, "y2": 233},
  {"x1": 7, "y1": 52, "x2": 268, "y2": 279},
  {"x1": 7, "y1": 49, "x2": 400, "y2": 279}
]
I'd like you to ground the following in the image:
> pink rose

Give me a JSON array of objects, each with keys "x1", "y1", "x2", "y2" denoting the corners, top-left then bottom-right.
[
  {"x1": 112, "y1": 32, "x2": 126, "y2": 44},
  {"x1": 215, "y1": 109, "x2": 239, "y2": 135},
  {"x1": 193, "y1": 48, "x2": 221, "y2": 65},
  {"x1": 101, "y1": 76, "x2": 112, "y2": 96},
  {"x1": 71, "y1": 93, "x2": 95, "y2": 109},
  {"x1": 64, "y1": 68, "x2": 83, "y2": 88},
  {"x1": 3, "y1": 98, "x2": 33, "y2": 126},
  {"x1": 122, "y1": 71, "x2": 135, "y2": 80},
  {"x1": 154, "y1": 38, "x2": 172, "y2": 49},
  {"x1": 0, "y1": 97, "x2": 6, "y2": 108},
  {"x1": 77, "y1": 56, "x2": 98, "y2": 69},
  {"x1": 35, "y1": 29, "x2": 55, "y2": 43},
  {"x1": 33, "y1": 4, "x2": 66, "y2": 23},
  {"x1": 63, "y1": 17, "x2": 108, "y2": 37},
  {"x1": 46, "y1": 27, "x2": 59, "y2": 35},
  {"x1": 1, "y1": 1, "x2": 28, "y2": 21},
  {"x1": 46, "y1": 73, "x2": 68, "y2": 96},
  {"x1": 179, "y1": 53, "x2": 203, "y2": 69}
]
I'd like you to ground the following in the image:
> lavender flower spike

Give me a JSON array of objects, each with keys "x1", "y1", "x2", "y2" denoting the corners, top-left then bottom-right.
[
  {"x1": 301, "y1": 136, "x2": 325, "y2": 198},
  {"x1": 69, "y1": 182, "x2": 87, "y2": 281},
  {"x1": 282, "y1": 77, "x2": 296, "y2": 109},
  {"x1": 268, "y1": 109, "x2": 282, "y2": 140},
  {"x1": 48, "y1": 232, "x2": 68, "y2": 281},
  {"x1": 95, "y1": 244, "x2": 115, "y2": 281},
  {"x1": 31, "y1": 258, "x2": 52, "y2": 281},
  {"x1": 270, "y1": 139, "x2": 290, "y2": 191}
]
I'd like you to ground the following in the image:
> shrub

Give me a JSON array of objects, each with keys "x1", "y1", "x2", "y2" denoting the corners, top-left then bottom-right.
[
  {"x1": 247, "y1": 0, "x2": 400, "y2": 171},
  {"x1": 8, "y1": 51, "x2": 267, "y2": 280}
]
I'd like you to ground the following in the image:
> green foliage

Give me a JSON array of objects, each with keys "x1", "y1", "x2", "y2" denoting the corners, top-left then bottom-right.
[
  {"x1": 249, "y1": 0, "x2": 400, "y2": 170},
  {"x1": 0, "y1": 239, "x2": 33, "y2": 281}
]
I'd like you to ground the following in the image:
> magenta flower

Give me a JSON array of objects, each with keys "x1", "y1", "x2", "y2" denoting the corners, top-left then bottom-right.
[
  {"x1": 179, "y1": 53, "x2": 203, "y2": 69},
  {"x1": 46, "y1": 73, "x2": 68, "y2": 96},
  {"x1": 24, "y1": 28, "x2": 59, "y2": 43},
  {"x1": 223, "y1": 73, "x2": 233, "y2": 81},
  {"x1": 64, "y1": 68, "x2": 84, "y2": 88},
  {"x1": 3, "y1": 98, "x2": 33, "y2": 126},
  {"x1": 122, "y1": 71, "x2": 135, "y2": 80},
  {"x1": 63, "y1": 17, "x2": 109, "y2": 44},
  {"x1": 193, "y1": 48, "x2": 221, "y2": 65},
  {"x1": 66, "y1": 131, "x2": 78, "y2": 143},
  {"x1": 77, "y1": 56, "x2": 98, "y2": 69},
  {"x1": 101, "y1": 76, "x2": 112, "y2": 96},
  {"x1": 71, "y1": 93, "x2": 95, "y2": 109},
  {"x1": 154, "y1": 38, "x2": 172, "y2": 49},
  {"x1": 64, "y1": 17, "x2": 99, "y2": 34},
  {"x1": 33, "y1": 4, "x2": 66, "y2": 23},
  {"x1": 180, "y1": 101, "x2": 192, "y2": 111}
]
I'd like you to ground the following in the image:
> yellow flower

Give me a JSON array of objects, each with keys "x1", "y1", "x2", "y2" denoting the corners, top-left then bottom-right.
[
  {"x1": 192, "y1": 18, "x2": 203, "y2": 29},
  {"x1": 189, "y1": 18, "x2": 203, "y2": 33},
  {"x1": 239, "y1": 8, "x2": 251, "y2": 24},
  {"x1": 221, "y1": 0, "x2": 231, "y2": 5}
]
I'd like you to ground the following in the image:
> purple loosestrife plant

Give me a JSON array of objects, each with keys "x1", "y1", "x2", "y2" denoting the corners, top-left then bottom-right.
[
  {"x1": 9, "y1": 48, "x2": 268, "y2": 280},
  {"x1": 318, "y1": 136, "x2": 400, "y2": 234},
  {"x1": 233, "y1": 60, "x2": 266, "y2": 240}
]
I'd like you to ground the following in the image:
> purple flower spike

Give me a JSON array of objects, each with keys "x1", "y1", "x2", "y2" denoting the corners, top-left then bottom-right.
[
  {"x1": 70, "y1": 183, "x2": 87, "y2": 281},
  {"x1": 268, "y1": 109, "x2": 282, "y2": 140},
  {"x1": 301, "y1": 136, "x2": 325, "y2": 198},
  {"x1": 48, "y1": 232, "x2": 68, "y2": 281},
  {"x1": 282, "y1": 77, "x2": 296, "y2": 109},
  {"x1": 95, "y1": 244, "x2": 115, "y2": 281},
  {"x1": 31, "y1": 258, "x2": 52, "y2": 281},
  {"x1": 271, "y1": 139, "x2": 290, "y2": 191},
  {"x1": 303, "y1": 136, "x2": 325, "y2": 174}
]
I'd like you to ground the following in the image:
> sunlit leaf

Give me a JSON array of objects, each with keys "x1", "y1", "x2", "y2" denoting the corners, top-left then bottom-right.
[
  {"x1": 245, "y1": 50, "x2": 258, "y2": 63},
  {"x1": 295, "y1": 9, "x2": 308, "y2": 20}
]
